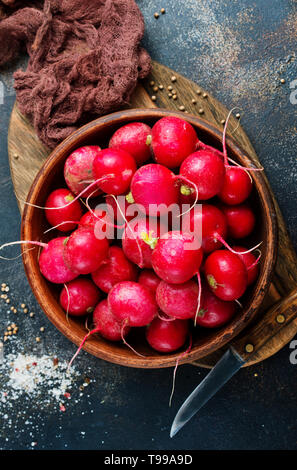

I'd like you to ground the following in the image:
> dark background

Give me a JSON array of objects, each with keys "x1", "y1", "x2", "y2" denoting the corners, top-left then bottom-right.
[{"x1": 0, "y1": 0, "x2": 296, "y2": 450}]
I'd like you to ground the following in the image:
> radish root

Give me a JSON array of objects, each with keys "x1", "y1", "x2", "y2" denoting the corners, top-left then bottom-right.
[
  {"x1": 67, "y1": 328, "x2": 99, "y2": 373},
  {"x1": 194, "y1": 271, "x2": 202, "y2": 327},
  {"x1": 222, "y1": 109, "x2": 263, "y2": 172},
  {"x1": 0, "y1": 240, "x2": 47, "y2": 260},
  {"x1": 214, "y1": 234, "x2": 263, "y2": 256},
  {"x1": 63, "y1": 283, "x2": 71, "y2": 325},
  {"x1": 44, "y1": 221, "x2": 80, "y2": 234},
  {"x1": 169, "y1": 334, "x2": 193, "y2": 407},
  {"x1": 121, "y1": 320, "x2": 146, "y2": 358},
  {"x1": 174, "y1": 175, "x2": 199, "y2": 217},
  {"x1": 247, "y1": 249, "x2": 262, "y2": 270}
]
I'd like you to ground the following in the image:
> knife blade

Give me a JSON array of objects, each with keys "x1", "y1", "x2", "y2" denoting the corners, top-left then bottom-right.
[
  {"x1": 170, "y1": 347, "x2": 245, "y2": 437},
  {"x1": 170, "y1": 287, "x2": 297, "y2": 438}
]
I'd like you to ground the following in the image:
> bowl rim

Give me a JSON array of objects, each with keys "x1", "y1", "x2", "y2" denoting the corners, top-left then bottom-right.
[{"x1": 21, "y1": 108, "x2": 278, "y2": 368}]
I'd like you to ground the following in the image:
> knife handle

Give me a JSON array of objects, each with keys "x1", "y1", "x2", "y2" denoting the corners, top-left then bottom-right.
[{"x1": 231, "y1": 288, "x2": 297, "y2": 362}]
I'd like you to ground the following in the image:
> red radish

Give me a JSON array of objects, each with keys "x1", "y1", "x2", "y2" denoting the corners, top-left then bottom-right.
[
  {"x1": 151, "y1": 231, "x2": 203, "y2": 284},
  {"x1": 108, "y1": 281, "x2": 158, "y2": 327},
  {"x1": 183, "y1": 204, "x2": 228, "y2": 254},
  {"x1": 204, "y1": 250, "x2": 248, "y2": 301},
  {"x1": 63, "y1": 226, "x2": 109, "y2": 275},
  {"x1": 91, "y1": 246, "x2": 138, "y2": 293},
  {"x1": 79, "y1": 208, "x2": 107, "y2": 230},
  {"x1": 232, "y1": 245, "x2": 260, "y2": 285},
  {"x1": 44, "y1": 188, "x2": 83, "y2": 232},
  {"x1": 67, "y1": 299, "x2": 131, "y2": 370},
  {"x1": 138, "y1": 269, "x2": 161, "y2": 294},
  {"x1": 0, "y1": 238, "x2": 79, "y2": 284},
  {"x1": 122, "y1": 216, "x2": 167, "y2": 269},
  {"x1": 129, "y1": 164, "x2": 179, "y2": 217},
  {"x1": 39, "y1": 237, "x2": 78, "y2": 284},
  {"x1": 64, "y1": 145, "x2": 102, "y2": 197},
  {"x1": 109, "y1": 122, "x2": 152, "y2": 166},
  {"x1": 92, "y1": 299, "x2": 131, "y2": 341},
  {"x1": 59, "y1": 278, "x2": 101, "y2": 316},
  {"x1": 92, "y1": 148, "x2": 137, "y2": 195},
  {"x1": 156, "y1": 280, "x2": 198, "y2": 320},
  {"x1": 220, "y1": 203, "x2": 256, "y2": 239},
  {"x1": 151, "y1": 116, "x2": 198, "y2": 168},
  {"x1": 179, "y1": 150, "x2": 225, "y2": 200},
  {"x1": 218, "y1": 167, "x2": 253, "y2": 205},
  {"x1": 196, "y1": 282, "x2": 236, "y2": 328},
  {"x1": 146, "y1": 317, "x2": 189, "y2": 352},
  {"x1": 79, "y1": 208, "x2": 115, "y2": 239}
]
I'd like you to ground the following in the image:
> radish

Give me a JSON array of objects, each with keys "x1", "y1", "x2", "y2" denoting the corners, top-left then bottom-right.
[
  {"x1": 122, "y1": 216, "x2": 167, "y2": 268},
  {"x1": 179, "y1": 150, "x2": 225, "y2": 200},
  {"x1": 183, "y1": 204, "x2": 228, "y2": 254},
  {"x1": 204, "y1": 250, "x2": 248, "y2": 301},
  {"x1": 129, "y1": 164, "x2": 179, "y2": 217},
  {"x1": 109, "y1": 122, "x2": 152, "y2": 166},
  {"x1": 59, "y1": 278, "x2": 101, "y2": 316},
  {"x1": 151, "y1": 231, "x2": 203, "y2": 284},
  {"x1": 151, "y1": 116, "x2": 198, "y2": 168},
  {"x1": 92, "y1": 299, "x2": 131, "y2": 341},
  {"x1": 91, "y1": 246, "x2": 138, "y2": 293},
  {"x1": 67, "y1": 299, "x2": 131, "y2": 370},
  {"x1": 220, "y1": 203, "x2": 256, "y2": 239},
  {"x1": 64, "y1": 145, "x2": 102, "y2": 197},
  {"x1": 108, "y1": 281, "x2": 158, "y2": 327},
  {"x1": 79, "y1": 207, "x2": 116, "y2": 240},
  {"x1": 39, "y1": 237, "x2": 79, "y2": 284},
  {"x1": 196, "y1": 282, "x2": 236, "y2": 328},
  {"x1": 0, "y1": 237, "x2": 79, "y2": 284},
  {"x1": 44, "y1": 188, "x2": 83, "y2": 232},
  {"x1": 92, "y1": 148, "x2": 137, "y2": 195},
  {"x1": 218, "y1": 167, "x2": 253, "y2": 205},
  {"x1": 156, "y1": 280, "x2": 198, "y2": 320},
  {"x1": 232, "y1": 245, "x2": 260, "y2": 285},
  {"x1": 79, "y1": 208, "x2": 107, "y2": 230},
  {"x1": 138, "y1": 269, "x2": 161, "y2": 294},
  {"x1": 146, "y1": 317, "x2": 189, "y2": 353},
  {"x1": 63, "y1": 226, "x2": 109, "y2": 275}
]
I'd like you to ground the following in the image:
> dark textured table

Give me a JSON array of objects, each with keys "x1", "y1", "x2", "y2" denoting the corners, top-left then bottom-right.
[{"x1": 0, "y1": 0, "x2": 296, "y2": 451}]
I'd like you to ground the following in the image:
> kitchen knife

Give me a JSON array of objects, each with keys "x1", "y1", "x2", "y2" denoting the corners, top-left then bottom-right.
[{"x1": 170, "y1": 287, "x2": 297, "y2": 437}]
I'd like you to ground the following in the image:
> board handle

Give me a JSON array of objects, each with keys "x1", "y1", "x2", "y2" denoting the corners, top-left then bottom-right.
[{"x1": 232, "y1": 288, "x2": 297, "y2": 362}]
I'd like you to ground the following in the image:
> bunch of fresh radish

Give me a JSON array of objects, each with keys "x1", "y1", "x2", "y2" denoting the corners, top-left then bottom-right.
[{"x1": 20, "y1": 115, "x2": 262, "y2": 362}]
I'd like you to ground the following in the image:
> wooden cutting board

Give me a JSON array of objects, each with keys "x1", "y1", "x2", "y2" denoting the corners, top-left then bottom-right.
[{"x1": 8, "y1": 61, "x2": 297, "y2": 368}]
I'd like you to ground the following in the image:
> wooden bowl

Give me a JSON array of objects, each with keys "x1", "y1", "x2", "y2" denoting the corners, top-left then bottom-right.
[{"x1": 21, "y1": 109, "x2": 278, "y2": 368}]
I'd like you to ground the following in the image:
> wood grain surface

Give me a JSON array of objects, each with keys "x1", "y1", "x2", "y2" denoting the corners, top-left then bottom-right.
[{"x1": 8, "y1": 60, "x2": 297, "y2": 368}]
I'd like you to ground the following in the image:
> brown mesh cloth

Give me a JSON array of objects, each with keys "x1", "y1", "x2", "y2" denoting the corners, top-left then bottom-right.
[{"x1": 0, "y1": 0, "x2": 151, "y2": 148}]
